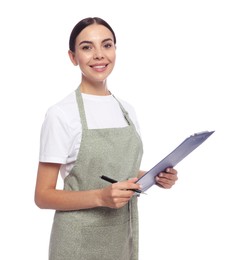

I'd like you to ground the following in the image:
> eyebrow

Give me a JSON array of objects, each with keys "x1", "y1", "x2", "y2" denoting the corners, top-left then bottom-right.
[{"x1": 79, "y1": 38, "x2": 113, "y2": 46}]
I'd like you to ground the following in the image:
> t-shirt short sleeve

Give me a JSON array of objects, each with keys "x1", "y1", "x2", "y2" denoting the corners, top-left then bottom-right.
[{"x1": 39, "y1": 105, "x2": 79, "y2": 164}]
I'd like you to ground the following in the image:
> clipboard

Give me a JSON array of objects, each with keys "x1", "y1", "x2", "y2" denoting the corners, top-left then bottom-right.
[{"x1": 136, "y1": 130, "x2": 215, "y2": 192}]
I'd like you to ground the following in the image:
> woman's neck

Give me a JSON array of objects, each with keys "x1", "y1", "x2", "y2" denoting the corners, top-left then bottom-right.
[{"x1": 79, "y1": 81, "x2": 110, "y2": 96}]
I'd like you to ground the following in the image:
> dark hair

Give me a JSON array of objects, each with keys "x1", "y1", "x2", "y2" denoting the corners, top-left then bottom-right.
[{"x1": 69, "y1": 17, "x2": 116, "y2": 52}]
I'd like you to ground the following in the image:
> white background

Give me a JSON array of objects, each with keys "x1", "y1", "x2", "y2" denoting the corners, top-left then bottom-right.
[{"x1": 0, "y1": 0, "x2": 226, "y2": 259}]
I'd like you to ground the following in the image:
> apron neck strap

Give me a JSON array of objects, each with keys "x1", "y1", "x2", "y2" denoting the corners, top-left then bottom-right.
[
  {"x1": 112, "y1": 94, "x2": 133, "y2": 126},
  {"x1": 75, "y1": 87, "x2": 88, "y2": 129}
]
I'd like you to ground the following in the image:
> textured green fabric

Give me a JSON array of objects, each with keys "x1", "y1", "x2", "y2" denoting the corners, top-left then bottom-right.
[{"x1": 49, "y1": 88, "x2": 143, "y2": 260}]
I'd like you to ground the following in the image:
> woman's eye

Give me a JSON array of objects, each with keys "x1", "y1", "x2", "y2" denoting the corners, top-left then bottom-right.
[
  {"x1": 104, "y1": 43, "x2": 112, "y2": 48},
  {"x1": 82, "y1": 45, "x2": 92, "y2": 50}
]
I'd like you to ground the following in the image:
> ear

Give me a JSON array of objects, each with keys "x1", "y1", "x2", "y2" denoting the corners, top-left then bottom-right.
[{"x1": 68, "y1": 50, "x2": 78, "y2": 66}]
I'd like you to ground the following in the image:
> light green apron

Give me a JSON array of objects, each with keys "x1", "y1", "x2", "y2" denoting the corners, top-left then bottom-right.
[{"x1": 49, "y1": 87, "x2": 143, "y2": 260}]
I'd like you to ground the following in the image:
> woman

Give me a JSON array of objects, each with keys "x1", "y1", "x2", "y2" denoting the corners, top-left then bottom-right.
[{"x1": 35, "y1": 17, "x2": 178, "y2": 260}]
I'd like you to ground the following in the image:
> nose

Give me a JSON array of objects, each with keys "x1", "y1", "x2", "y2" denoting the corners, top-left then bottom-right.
[{"x1": 93, "y1": 48, "x2": 104, "y2": 60}]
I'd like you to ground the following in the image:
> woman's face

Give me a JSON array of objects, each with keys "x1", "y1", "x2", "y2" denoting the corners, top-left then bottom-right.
[{"x1": 71, "y1": 24, "x2": 116, "y2": 84}]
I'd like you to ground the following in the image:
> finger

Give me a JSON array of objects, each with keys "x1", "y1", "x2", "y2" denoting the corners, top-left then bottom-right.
[
  {"x1": 127, "y1": 177, "x2": 139, "y2": 183},
  {"x1": 109, "y1": 198, "x2": 130, "y2": 209},
  {"x1": 114, "y1": 181, "x2": 141, "y2": 191},
  {"x1": 111, "y1": 184, "x2": 135, "y2": 198},
  {"x1": 113, "y1": 201, "x2": 130, "y2": 209},
  {"x1": 117, "y1": 189, "x2": 135, "y2": 198},
  {"x1": 156, "y1": 176, "x2": 176, "y2": 189},
  {"x1": 156, "y1": 180, "x2": 173, "y2": 189},
  {"x1": 160, "y1": 173, "x2": 178, "y2": 181},
  {"x1": 165, "y1": 168, "x2": 178, "y2": 174}
]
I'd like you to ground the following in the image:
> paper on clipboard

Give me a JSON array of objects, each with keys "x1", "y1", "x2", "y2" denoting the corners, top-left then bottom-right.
[{"x1": 137, "y1": 131, "x2": 215, "y2": 192}]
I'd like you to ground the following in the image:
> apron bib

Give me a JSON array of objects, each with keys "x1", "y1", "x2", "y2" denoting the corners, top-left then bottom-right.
[{"x1": 49, "y1": 88, "x2": 143, "y2": 260}]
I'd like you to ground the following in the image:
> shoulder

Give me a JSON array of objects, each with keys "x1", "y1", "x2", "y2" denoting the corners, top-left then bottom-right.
[
  {"x1": 44, "y1": 91, "x2": 78, "y2": 126},
  {"x1": 46, "y1": 91, "x2": 77, "y2": 115}
]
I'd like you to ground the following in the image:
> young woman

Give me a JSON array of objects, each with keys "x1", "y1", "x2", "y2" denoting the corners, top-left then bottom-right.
[{"x1": 35, "y1": 17, "x2": 178, "y2": 260}]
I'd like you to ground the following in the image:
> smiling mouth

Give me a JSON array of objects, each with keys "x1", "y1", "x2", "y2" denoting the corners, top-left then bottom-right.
[
  {"x1": 90, "y1": 64, "x2": 109, "y2": 73},
  {"x1": 90, "y1": 64, "x2": 108, "y2": 69}
]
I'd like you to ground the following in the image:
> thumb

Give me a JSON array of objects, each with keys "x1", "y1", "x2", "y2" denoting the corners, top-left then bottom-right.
[{"x1": 127, "y1": 177, "x2": 139, "y2": 183}]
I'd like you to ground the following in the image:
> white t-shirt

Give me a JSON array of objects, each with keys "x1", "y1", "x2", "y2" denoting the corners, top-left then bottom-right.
[{"x1": 39, "y1": 91, "x2": 141, "y2": 179}]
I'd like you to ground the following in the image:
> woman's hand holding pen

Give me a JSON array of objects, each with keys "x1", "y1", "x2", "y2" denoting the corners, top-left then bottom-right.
[
  {"x1": 155, "y1": 168, "x2": 178, "y2": 189},
  {"x1": 99, "y1": 178, "x2": 141, "y2": 209}
]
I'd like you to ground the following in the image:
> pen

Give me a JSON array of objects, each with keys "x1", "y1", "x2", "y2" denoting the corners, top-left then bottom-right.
[{"x1": 100, "y1": 175, "x2": 145, "y2": 194}]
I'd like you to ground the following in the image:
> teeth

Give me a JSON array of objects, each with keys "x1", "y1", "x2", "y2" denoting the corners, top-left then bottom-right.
[{"x1": 93, "y1": 65, "x2": 106, "y2": 69}]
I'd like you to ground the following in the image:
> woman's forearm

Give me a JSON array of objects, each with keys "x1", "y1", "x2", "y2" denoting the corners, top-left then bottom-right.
[{"x1": 35, "y1": 188, "x2": 103, "y2": 211}]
